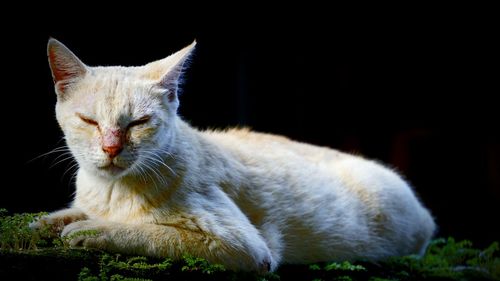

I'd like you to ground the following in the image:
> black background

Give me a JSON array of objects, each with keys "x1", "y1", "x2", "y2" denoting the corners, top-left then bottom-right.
[{"x1": 1, "y1": 8, "x2": 498, "y2": 247}]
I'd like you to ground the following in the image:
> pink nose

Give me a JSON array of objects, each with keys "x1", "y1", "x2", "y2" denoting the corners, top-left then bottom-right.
[
  {"x1": 102, "y1": 128, "x2": 124, "y2": 158},
  {"x1": 102, "y1": 144, "x2": 123, "y2": 158}
]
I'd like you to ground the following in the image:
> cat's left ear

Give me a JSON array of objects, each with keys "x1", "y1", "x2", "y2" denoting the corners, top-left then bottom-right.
[{"x1": 144, "y1": 41, "x2": 196, "y2": 105}]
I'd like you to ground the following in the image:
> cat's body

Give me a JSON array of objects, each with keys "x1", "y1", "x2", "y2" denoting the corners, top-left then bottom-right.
[{"x1": 36, "y1": 39, "x2": 435, "y2": 272}]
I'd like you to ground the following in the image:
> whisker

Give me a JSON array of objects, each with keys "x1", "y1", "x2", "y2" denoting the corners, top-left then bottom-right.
[
  {"x1": 141, "y1": 150, "x2": 177, "y2": 176},
  {"x1": 27, "y1": 146, "x2": 72, "y2": 163},
  {"x1": 50, "y1": 152, "x2": 75, "y2": 165},
  {"x1": 131, "y1": 161, "x2": 148, "y2": 185},
  {"x1": 62, "y1": 161, "x2": 79, "y2": 179},
  {"x1": 142, "y1": 161, "x2": 160, "y2": 192},
  {"x1": 153, "y1": 147, "x2": 176, "y2": 159},
  {"x1": 142, "y1": 158, "x2": 167, "y2": 190},
  {"x1": 49, "y1": 155, "x2": 78, "y2": 169},
  {"x1": 60, "y1": 161, "x2": 79, "y2": 184},
  {"x1": 69, "y1": 168, "x2": 80, "y2": 186}
]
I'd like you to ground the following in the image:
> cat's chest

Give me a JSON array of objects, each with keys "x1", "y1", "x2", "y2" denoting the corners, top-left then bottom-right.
[{"x1": 74, "y1": 175, "x2": 175, "y2": 224}]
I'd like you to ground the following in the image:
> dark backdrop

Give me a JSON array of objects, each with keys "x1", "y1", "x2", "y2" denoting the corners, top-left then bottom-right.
[{"x1": 1, "y1": 11, "x2": 498, "y2": 247}]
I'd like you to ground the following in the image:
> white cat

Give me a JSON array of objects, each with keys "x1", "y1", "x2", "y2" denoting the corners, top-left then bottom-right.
[{"x1": 34, "y1": 38, "x2": 435, "y2": 272}]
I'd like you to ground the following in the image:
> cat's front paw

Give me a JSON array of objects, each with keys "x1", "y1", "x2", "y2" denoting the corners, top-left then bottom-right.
[
  {"x1": 61, "y1": 220, "x2": 110, "y2": 249},
  {"x1": 258, "y1": 259, "x2": 272, "y2": 274},
  {"x1": 30, "y1": 208, "x2": 88, "y2": 236}
]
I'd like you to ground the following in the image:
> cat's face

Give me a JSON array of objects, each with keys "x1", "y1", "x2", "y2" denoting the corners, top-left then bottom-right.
[{"x1": 48, "y1": 39, "x2": 195, "y2": 179}]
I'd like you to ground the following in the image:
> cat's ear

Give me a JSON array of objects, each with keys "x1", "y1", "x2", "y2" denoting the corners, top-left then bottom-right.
[
  {"x1": 47, "y1": 38, "x2": 88, "y2": 97},
  {"x1": 144, "y1": 41, "x2": 196, "y2": 104}
]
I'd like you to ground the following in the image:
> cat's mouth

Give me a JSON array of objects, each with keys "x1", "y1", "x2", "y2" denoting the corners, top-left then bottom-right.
[{"x1": 98, "y1": 163, "x2": 126, "y2": 174}]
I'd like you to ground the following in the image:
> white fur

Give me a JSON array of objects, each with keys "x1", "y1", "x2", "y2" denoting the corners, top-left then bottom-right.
[{"x1": 38, "y1": 39, "x2": 436, "y2": 272}]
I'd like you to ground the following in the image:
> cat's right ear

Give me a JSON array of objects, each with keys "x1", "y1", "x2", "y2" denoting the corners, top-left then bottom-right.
[{"x1": 47, "y1": 38, "x2": 88, "y2": 98}]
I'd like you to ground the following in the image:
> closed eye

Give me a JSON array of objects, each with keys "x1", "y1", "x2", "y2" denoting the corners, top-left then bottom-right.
[
  {"x1": 128, "y1": 116, "x2": 151, "y2": 128},
  {"x1": 76, "y1": 113, "x2": 98, "y2": 126}
]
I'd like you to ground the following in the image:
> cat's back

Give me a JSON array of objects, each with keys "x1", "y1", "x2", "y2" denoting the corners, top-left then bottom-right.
[{"x1": 201, "y1": 127, "x2": 349, "y2": 166}]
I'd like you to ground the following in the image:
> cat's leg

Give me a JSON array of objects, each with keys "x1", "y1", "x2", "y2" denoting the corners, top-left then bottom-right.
[
  {"x1": 61, "y1": 215, "x2": 275, "y2": 272},
  {"x1": 30, "y1": 207, "x2": 88, "y2": 236}
]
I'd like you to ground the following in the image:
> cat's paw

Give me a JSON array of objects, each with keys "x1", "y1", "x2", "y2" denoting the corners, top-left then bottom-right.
[
  {"x1": 258, "y1": 259, "x2": 272, "y2": 274},
  {"x1": 30, "y1": 208, "x2": 88, "y2": 236},
  {"x1": 61, "y1": 220, "x2": 111, "y2": 249}
]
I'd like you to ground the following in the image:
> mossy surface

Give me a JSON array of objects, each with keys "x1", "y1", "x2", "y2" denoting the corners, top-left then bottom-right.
[{"x1": 1, "y1": 210, "x2": 499, "y2": 280}]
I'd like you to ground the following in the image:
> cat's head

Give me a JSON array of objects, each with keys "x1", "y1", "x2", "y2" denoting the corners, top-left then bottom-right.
[{"x1": 47, "y1": 38, "x2": 195, "y2": 179}]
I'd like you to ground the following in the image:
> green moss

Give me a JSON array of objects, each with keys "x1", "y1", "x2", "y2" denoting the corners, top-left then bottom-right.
[
  {"x1": 181, "y1": 254, "x2": 225, "y2": 274},
  {"x1": 66, "y1": 229, "x2": 101, "y2": 241},
  {"x1": 0, "y1": 209, "x2": 49, "y2": 251},
  {"x1": 324, "y1": 261, "x2": 367, "y2": 272},
  {"x1": 382, "y1": 237, "x2": 500, "y2": 280},
  {"x1": 1, "y1": 210, "x2": 500, "y2": 280},
  {"x1": 61, "y1": 229, "x2": 101, "y2": 248}
]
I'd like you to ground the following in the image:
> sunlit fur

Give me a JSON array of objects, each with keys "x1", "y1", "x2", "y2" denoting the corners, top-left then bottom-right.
[{"x1": 37, "y1": 39, "x2": 436, "y2": 272}]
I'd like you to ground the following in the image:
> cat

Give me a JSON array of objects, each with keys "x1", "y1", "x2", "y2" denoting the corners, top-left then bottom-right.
[{"x1": 32, "y1": 38, "x2": 436, "y2": 273}]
